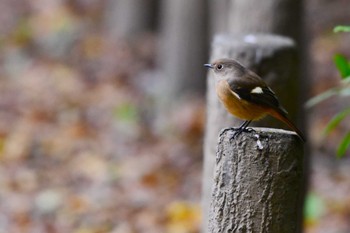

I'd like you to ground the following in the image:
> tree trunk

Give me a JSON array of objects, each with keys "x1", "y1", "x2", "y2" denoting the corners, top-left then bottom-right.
[
  {"x1": 157, "y1": 0, "x2": 209, "y2": 102},
  {"x1": 105, "y1": 0, "x2": 158, "y2": 39},
  {"x1": 209, "y1": 0, "x2": 230, "y2": 35},
  {"x1": 202, "y1": 34, "x2": 302, "y2": 232},
  {"x1": 209, "y1": 128, "x2": 304, "y2": 233}
]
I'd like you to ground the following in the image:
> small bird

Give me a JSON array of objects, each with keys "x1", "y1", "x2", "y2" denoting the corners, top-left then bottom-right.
[{"x1": 204, "y1": 58, "x2": 306, "y2": 142}]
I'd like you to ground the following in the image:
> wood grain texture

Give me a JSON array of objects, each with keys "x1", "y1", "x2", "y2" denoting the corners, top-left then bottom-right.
[{"x1": 208, "y1": 127, "x2": 304, "y2": 233}]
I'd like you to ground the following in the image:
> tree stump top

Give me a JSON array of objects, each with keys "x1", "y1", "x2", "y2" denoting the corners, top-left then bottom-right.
[{"x1": 212, "y1": 33, "x2": 295, "y2": 54}]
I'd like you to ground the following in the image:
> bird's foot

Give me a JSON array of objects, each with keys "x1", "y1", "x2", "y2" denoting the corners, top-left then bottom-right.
[
  {"x1": 219, "y1": 127, "x2": 236, "y2": 138},
  {"x1": 227, "y1": 120, "x2": 253, "y2": 141},
  {"x1": 244, "y1": 127, "x2": 256, "y2": 133},
  {"x1": 229, "y1": 126, "x2": 256, "y2": 141},
  {"x1": 219, "y1": 121, "x2": 254, "y2": 141}
]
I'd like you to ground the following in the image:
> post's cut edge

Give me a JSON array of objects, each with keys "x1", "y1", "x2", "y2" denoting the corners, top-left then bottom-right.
[{"x1": 218, "y1": 126, "x2": 304, "y2": 143}]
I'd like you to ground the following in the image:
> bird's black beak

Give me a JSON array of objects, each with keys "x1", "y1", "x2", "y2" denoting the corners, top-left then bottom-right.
[{"x1": 204, "y1": 63, "x2": 214, "y2": 69}]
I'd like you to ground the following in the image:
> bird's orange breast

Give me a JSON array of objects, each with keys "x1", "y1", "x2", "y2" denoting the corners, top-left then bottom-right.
[{"x1": 216, "y1": 80, "x2": 268, "y2": 120}]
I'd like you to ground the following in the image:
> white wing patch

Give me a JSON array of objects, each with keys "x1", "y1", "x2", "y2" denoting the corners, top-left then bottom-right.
[
  {"x1": 230, "y1": 89, "x2": 241, "y2": 100},
  {"x1": 251, "y1": 86, "x2": 263, "y2": 94}
]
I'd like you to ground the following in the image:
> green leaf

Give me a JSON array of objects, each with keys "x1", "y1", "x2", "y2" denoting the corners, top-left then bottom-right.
[
  {"x1": 306, "y1": 79, "x2": 350, "y2": 108},
  {"x1": 114, "y1": 103, "x2": 138, "y2": 123},
  {"x1": 324, "y1": 108, "x2": 350, "y2": 135},
  {"x1": 333, "y1": 54, "x2": 350, "y2": 79},
  {"x1": 337, "y1": 132, "x2": 350, "y2": 158},
  {"x1": 340, "y1": 87, "x2": 350, "y2": 96},
  {"x1": 333, "y1": 25, "x2": 350, "y2": 33},
  {"x1": 305, "y1": 88, "x2": 338, "y2": 108},
  {"x1": 304, "y1": 192, "x2": 325, "y2": 222}
]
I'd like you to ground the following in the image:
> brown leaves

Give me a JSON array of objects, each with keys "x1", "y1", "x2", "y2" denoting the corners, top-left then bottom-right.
[{"x1": 0, "y1": 1, "x2": 206, "y2": 232}]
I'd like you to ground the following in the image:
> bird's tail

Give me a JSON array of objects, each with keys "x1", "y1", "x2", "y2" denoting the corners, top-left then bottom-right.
[{"x1": 269, "y1": 109, "x2": 306, "y2": 142}]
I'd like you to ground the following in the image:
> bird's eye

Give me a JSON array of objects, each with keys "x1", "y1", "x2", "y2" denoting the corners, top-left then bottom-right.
[{"x1": 217, "y1": 64, "x2": 223, "y2": 70}]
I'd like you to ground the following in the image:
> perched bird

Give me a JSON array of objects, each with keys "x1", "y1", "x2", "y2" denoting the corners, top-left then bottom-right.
[{"x1": 204, "y1": 58, "x2": 305, "y2": 142}]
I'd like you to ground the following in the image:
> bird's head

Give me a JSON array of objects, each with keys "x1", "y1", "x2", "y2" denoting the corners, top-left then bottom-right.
[{"x1": 204, "y1": 58, "x2": 246, "y2": 80}]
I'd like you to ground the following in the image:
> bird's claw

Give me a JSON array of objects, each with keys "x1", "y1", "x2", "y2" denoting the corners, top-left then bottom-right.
[
  {"x1": 245, "y1": 127, "x2": 256, "y2": 133},
  {"x1": 228, "y1": 127, "x2": 255, "y2": 141},
  {"x1": 219, "y1": 127, "x2": 236, "y2": 138},
  {"x1": 220, "y1": 121, "x2": 254, "y2": 141}
]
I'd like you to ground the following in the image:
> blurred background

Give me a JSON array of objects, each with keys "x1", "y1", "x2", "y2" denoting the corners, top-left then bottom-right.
[{"x1": 0, "y1": 0, "x2": 349, "y2": 232}]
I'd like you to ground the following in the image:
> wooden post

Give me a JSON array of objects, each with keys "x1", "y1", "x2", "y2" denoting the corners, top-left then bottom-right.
[
  {"x1": 228, "y1": 0, "x2": 302, "y2": 42},
  {"x1": 202, "y1": 34, "x2": 302, "y2": 231},
  {"x1": 209, "y1": 128, "x2": 304, "y2": 233}
]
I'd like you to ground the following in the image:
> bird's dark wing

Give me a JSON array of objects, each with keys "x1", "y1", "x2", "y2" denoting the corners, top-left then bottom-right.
[{"x1": 227, "y1": 72, "x2": 288, "y2": 116}]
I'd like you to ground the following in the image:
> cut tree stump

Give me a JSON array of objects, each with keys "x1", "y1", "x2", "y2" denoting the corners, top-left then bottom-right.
[
  {"x1": 202, "y1": 34, "x2": 305, "y2": 231},
  {"x1": 208, "y1": 128, "x2": 304, "y2": 233}
]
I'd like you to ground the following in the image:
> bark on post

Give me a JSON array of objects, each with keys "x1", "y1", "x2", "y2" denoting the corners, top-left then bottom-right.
[
  {"x1": 209, "y1": 128, "x2": 304, "y2": 233},
  {"x1": 202, "y1": 34, "x2": 301, "y2": 230}
]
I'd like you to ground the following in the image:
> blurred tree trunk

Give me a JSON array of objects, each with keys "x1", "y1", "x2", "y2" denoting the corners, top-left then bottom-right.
[
  {"x1": 209, "y1": 0, "x2": 229, "y2": 35},
  {"x1": 157, "y1": 0, "x2": 209, "y2": 103},
  {"x1": 105, "y1": 0, "x2": 159, "y2": 39}
]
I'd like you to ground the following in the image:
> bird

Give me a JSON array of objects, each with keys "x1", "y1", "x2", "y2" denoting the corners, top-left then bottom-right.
[{"x1": 204, "y1": 58, "x2": 306, "y2": 142}]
